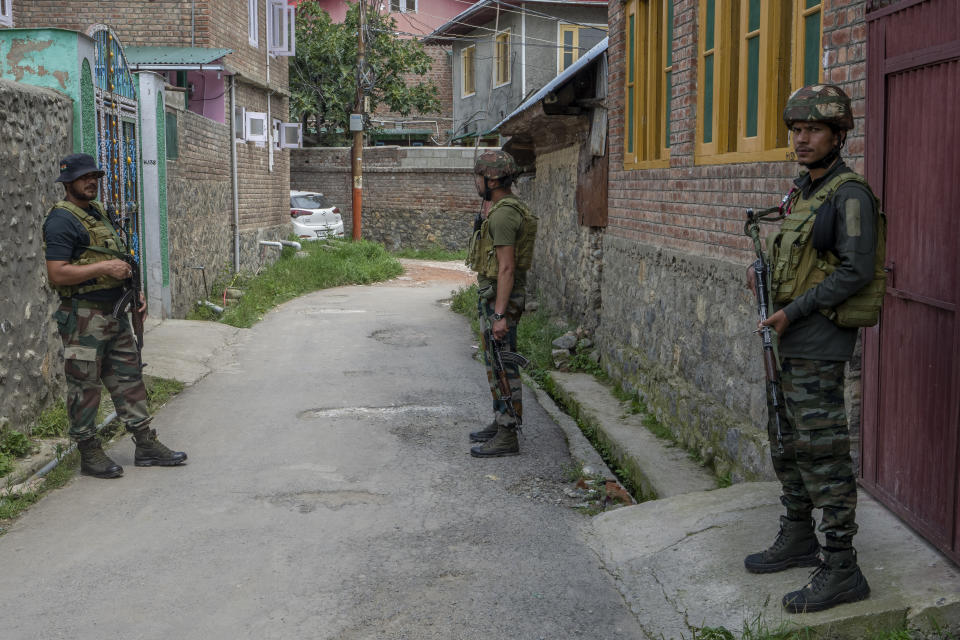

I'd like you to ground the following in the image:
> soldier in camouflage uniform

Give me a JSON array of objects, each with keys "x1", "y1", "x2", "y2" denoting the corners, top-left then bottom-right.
[
  {"x1": 44, "y1": 154, "x2": 187, "y2": 479},
  {"x1": 744, "y1": 85, "x2": 881, "y2": 612},
  {"x1": 466, "y1": 150, "x2": 538, "y2": 457}
]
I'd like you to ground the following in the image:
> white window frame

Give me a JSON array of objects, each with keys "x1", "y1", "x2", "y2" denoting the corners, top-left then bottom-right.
[
  {"x1": 280, "y1": 123, "x2": 303, "y2": 149},
  {"x1": 248, "y1": 0, "x2": 259, "y2": 48},
  {"x1": 267, "y1": 0, "x2": 296, "y2": 56},
  {"x1": 234, "y1": 105, "x2": 247, "y2": 143},
  {"x1": 245, "y1": 111, "x2": 268, "y2": 144},
  {"x1": 0, "y1": 0, "x2": 13, "y2": 27},
  {"x1": 272, "y1": 117, "x2": 282, "y2": 150},
  {"x1": 390, "y1": 0, "x2": 416, "y2": 13}
]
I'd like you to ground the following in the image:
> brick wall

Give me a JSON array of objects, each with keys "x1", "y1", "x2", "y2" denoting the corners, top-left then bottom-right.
[
  {"x1": 371, "y1": 45, "x2": 454, "y2": 144},
  {"x1": 290, "y1": 146, "x2": 478, "y2": 249},
  {"x1": 590, "y1": 0, "x2": 869, "y2": 480}
]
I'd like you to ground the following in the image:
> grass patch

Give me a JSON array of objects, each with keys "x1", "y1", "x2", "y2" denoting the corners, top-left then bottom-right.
[
  {"x1": 392, "y1": 246, "x2": 466, "y2": 261},
  {"x1": 688, "y1": 609, "x2": 814, "y2": 640},
  {"x1": 190, "y1": 239, "x2": 403, "y2": 328},
  {"x1": 0, "y1": 375, "x2": 186, "y2": 530}
]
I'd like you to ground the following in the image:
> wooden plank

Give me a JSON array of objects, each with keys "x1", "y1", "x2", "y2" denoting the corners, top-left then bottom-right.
[{"x1": 883, "y1": 40, "x2": 960, "y2": 74}]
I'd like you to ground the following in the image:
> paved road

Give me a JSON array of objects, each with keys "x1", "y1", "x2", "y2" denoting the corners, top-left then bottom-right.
[{"x1": 0, "y1": 267, "x2": 645, "y2": 639}]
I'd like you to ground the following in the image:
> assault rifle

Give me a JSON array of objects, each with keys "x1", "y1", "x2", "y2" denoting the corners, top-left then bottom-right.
[
  {"x1": 108, "y1": 204, "x2": 146, "y2": 369},
  {"x1": 745, "y1": 207, "x2": 786, "y2": 454},
  {"x1": 483, "y1": 317, "x2": 530, "y2": 426}
]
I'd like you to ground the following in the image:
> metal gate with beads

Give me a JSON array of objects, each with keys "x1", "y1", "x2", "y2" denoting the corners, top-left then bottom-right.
[{"x1": 87, "y1": 24, "x2": 141, "y2": 266}]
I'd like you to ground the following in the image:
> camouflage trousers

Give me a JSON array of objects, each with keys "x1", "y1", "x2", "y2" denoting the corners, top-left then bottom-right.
[
  {"x1": 54, "y1": 303, "x2": 151, "y2": 442},
  {"x1": 767, "y1": 357, "x2": 858, "y2": 547},
  {"x1": 478, "y1": 291, "x2": 525, "y2": 426}
]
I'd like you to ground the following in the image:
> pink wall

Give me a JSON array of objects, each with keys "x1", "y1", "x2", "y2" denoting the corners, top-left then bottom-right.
[{"x1": 304, "y1": 0, "x2": 463, "y2": 33}]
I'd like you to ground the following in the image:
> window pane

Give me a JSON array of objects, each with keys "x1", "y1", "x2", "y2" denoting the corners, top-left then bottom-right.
[
  {"x1": 627, "y1": 89, "x2": 635, "y2": 154},
  {"x1": 249, "y1": 118, "x2": 264, "y2": 137},
  {"x1": 704, "y1": 54, "x2": 714, "y2": 144},
  {"x1": 804, "y1": 12, "x2": 821, "y2": 86},
  {"x1": 705, "y1": 0, "x2": 715, "y2": 50},
  {"x1": 748, "y1": 0, "x2": 760, "y2": 32},
  {"x1": 664, "y1": 70, "x2": 671, "y2": 148},
  {"x1": 806, "y1": 0, "x2": 820, "y2": 9},
  {"x1": 746, "y1": 35, "x2": 759, "y2": 137},
  {"x1": 628, "y1": 14, "x2": 635, "y2": 83}
]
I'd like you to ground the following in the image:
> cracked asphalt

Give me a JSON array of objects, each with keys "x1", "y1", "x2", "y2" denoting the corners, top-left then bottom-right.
[{"x1": 0, "y1": 266, "x2": 647, "y2": 639}]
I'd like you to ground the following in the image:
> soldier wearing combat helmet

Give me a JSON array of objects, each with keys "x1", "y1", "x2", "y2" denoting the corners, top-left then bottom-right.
[
  {"x1": 465, "y1": 150, "x2": 538, "y2": 457},
  {"x1": 743, "y1": 84, "x2": 884, "y2": 612}
]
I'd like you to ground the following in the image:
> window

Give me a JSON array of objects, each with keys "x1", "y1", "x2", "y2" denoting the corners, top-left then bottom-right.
[
  {"x1": 234, "y1": 106, "x2": 246, "y2": 142},
  {"x1": 0, "y1": 0, "x2": 13, "y2": 27},
  {"x1": 462, "y1": 45, "x2": 476, "y2": 97},
  {"x1": 558, "y1": 24, "x2": 608, "y2": 73},
  {"x1": 273, "y1": 117, "x2": 282, "y2": 150},
  {"x1": 696, "y1": 0, "x2": 821, "y2": 163},
  {"x1": 494, "y1": 30, "x2": 511, "y2": 87},
  {"x1": 248, "y1": 0, "x2": 259, "y2": 47},
  {"x1": 166, "y1": 113, "x2": 178, "y2": 160},
  {"x1": 623, "y1": 0, "x2": 672, "y2": 169},
  {"x1": 280, "y1": 123, "x2": 303, "y2": 149},
  {"x1": 267, "y1": 0, "x2": 296, "y2": 57},
  {"x1": 246, "y1": 111, "x2": 268, "y2": 144},
  {"x1": 390, "y1": 0, "x2": 415, "y2": 12}
]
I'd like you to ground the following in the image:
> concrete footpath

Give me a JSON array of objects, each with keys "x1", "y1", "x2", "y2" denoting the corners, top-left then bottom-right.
[
  {"x1": 555, "y1": 370, "x2": 960, "y2": 640},
  {"x1": 21, "y1": 292, "x2": 958, "y2": 639}
]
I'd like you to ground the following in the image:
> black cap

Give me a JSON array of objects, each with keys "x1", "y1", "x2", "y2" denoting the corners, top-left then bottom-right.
[{"x1": 56, "y1": 153, "x2": 105, "y2": 183}]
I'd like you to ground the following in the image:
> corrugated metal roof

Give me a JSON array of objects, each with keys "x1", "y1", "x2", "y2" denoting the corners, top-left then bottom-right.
[
  {"x1": 493, "y1": 36, "x2": 607, "y2": 132},
  {"x1": 424, "y1": 0, "x2": 607, "y2": 43},
  {"x1": 125, "y1": 46, "x2": 232, "y2": 66}
]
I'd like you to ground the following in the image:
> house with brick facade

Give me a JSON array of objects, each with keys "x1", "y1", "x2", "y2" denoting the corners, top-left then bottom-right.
[
  {"x1": 494, "y1": 0, "x2": 959, "y2": 563},
  {"x1": 425, "y1": 0, "x2": 607, "y2": 144},
  {"x1": 10, "y1": 0, "x2": 299, "y2": 318}
]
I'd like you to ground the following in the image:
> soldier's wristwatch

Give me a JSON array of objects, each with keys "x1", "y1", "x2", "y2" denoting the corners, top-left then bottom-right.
[{"x1": 492, "y1": 312, "x2": 505, "y2": 321}]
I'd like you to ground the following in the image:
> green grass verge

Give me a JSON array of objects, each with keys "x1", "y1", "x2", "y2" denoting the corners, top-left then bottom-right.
[
  {"x1": 0, "y1": 375, "x2": 186, "y2": 529},
  {"x1": 189, "y1": 239, "x2": 403, "y2": 328}
]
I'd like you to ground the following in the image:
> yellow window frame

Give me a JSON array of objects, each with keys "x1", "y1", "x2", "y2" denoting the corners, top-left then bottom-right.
[
  {"x1": 495, "y1": 30, "x2": 511, "y2": 87},
  {"x1": 559, "y1": 24, "x2": 580, "y2": 72},
  {"x1": 791, "y1": 0, "x2": 824, "y2": 88},
  {"x1": 623, "y1": 0, "x2": 670, "y2": 170},
  {"x1": 462, "y1": 45, "x2": 476, "y2": 97},
  {"x1": 696, "y1": 0, "x2": 821, "y2": 165}
]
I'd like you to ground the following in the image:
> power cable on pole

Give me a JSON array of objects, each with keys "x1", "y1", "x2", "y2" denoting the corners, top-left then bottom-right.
[{"x1": 351, "y1": 0, "x2": 366, "y2": 240}]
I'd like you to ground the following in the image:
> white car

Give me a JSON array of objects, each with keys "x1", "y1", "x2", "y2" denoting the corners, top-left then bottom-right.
[{"x1": 290, "y1": 190, "x2": 345, "y2": 240}]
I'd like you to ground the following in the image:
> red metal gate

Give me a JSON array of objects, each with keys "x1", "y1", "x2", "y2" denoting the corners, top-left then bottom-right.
[{"x1": 861, "y1": 0, "x2": 960, "y2": 565}]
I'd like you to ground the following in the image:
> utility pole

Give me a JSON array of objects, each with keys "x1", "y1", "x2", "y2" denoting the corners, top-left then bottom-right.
[{"x1": 350, "y1": 0, "x2": 366, "y2": 240}]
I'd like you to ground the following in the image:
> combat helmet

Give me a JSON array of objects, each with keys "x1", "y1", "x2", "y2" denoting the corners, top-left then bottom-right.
[
  {"x1": 783, "y1": 84, "x2": 854, "y2": 131},
  {"x1": 474, "y1": 150, "x2": 518, "y2": 180}
]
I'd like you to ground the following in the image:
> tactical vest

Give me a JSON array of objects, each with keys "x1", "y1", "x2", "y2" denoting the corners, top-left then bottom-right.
[
  {"x1": 48, "y1": 200, "x2": 129, "y2": 299},
  {"x1": 768, "y1": 173, "x2": 887, "y2": 328},
  {"x1": 466, "y1": 195, "x2": 538, "y2": 279}
]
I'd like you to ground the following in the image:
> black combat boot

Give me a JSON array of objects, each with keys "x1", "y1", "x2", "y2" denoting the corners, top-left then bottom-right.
[
  {"x1": 131, "y1": 428, "x2": 188, "y2": 467},
  {"x1": 470, "y1": 424, "x2": 519, "y2": 457},
  {"x1": 77, "y1": 437, "x2": 124, "y2": 478},
  {"x1": 744, "y1": 516, "x2": 820, "y2": 573},
  {"x1": 782, "y1": 548, "x2": 870, "y2": 613},
  {"x1": 469, "y1": 421, "x2": 499, "y2": 442}
]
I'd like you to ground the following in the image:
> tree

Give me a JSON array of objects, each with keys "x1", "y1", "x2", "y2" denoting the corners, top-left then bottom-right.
[{"x1": 291, "y1": 1, "x2": 441, "y2": 146}]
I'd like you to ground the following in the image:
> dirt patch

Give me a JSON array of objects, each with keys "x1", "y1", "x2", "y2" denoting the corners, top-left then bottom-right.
[{"x1": 386, "y1": 259, "x2": 475, "y2": 289}]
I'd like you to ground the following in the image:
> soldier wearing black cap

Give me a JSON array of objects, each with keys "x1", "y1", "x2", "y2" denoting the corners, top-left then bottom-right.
[{"x1": 44, "y1": 153, "x2": 187, "y2": 479}]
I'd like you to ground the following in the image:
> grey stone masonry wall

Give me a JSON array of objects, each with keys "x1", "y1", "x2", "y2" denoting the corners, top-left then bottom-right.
[
  {"x1": 291, "y1": 146, "x2": 479, "y2": 250},
  {"x1": 165, "y1": 104, "x2": 233, "y2": 317},
  {"x1": 513, "y1": 144, "x2": 603, "y2": 332},
  {"x1": 0, "y1": 79, "x2": 73, "y2": 434},
  {"x1": 598, "y1": 236, "x2": 774, "y2": 481}
]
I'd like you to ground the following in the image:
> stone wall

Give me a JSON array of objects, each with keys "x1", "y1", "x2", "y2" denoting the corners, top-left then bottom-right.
[
  {"x1": 0, "y1": 79, "x2": 73, "y2": 434},
  {"x1": 513, "y1": 143, "x2": 603, "y2": 332},
  {"x1": 290, "y1": 146, "x2": 478, "y2": 250},
  {"x1": 165, "y1": 103, "x2": 233, "y2": 317}
]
